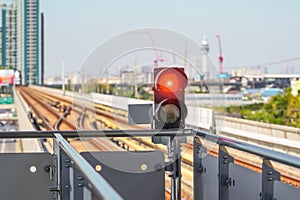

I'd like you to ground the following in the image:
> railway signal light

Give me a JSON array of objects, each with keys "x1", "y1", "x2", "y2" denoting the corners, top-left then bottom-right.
[{"x1": 153, "y1": 67, "x2": 188, "y2": 129}]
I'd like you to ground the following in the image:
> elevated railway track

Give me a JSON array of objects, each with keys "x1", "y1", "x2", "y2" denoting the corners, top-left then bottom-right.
[
  {"x1": 16, "y1": 86, "x2": 190, "y2": 199},
  {"x1": 15, "y1": 86, "x2": 300, "y2": 199}
]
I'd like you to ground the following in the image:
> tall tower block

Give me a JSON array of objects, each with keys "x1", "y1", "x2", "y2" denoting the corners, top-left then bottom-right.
[
  {"x1": 201, "y1": 36, "x2": 209, "y2": 79},
  {"x1": 0, "y1": 4, "x2": 17, "y2": 69},
  {"x1": 14, "y1": 0, "x2": 40, "y2": 85}
]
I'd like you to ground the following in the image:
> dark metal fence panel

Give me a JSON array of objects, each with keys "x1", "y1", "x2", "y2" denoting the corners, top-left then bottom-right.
[
  {"x1": 80, "y1": 151, "x2": 165, "y2": 200},
  {"x1": 274, "y1": 181, "x2": 300, "y2": 200},
  {"x1": 194, "y1": 138, "x2": 218, "y2": 200},
  {"x1": 0, "y1": 153, "x2": 54, "y2": 200},
  {"x1": 1, "y1": 130, "x2": 300, "y2": 199},
  {"x1": 228, "y1": 163, "x2": 261, "y2": 200}
]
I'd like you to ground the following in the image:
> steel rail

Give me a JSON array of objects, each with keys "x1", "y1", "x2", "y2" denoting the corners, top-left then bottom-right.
[
  {"x1": 54, "y1": 106, "x2": 72, "y2": 130},
  {"x1": 19, "y1": 87, "x2": 76, "y2": 130},
  {"x1": 18, "y1": 89, "x2": 54, "y2": 130}
]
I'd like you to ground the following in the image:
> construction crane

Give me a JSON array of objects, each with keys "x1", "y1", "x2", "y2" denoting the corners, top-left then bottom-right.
[
  {"x1": 144, "y1": 32, "x2": 164, "y2": 67},
  {"x1": 216, "y1": 34, "x2": 223, "y2": 74}
]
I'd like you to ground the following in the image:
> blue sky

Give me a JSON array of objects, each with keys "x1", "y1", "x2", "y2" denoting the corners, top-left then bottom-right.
[{"x1": 2, "y1": 0, "x2": 300, "y2": 76}]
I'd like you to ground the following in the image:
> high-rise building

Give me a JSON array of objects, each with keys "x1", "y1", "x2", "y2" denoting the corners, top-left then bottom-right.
[
  {"x1": 0, "y1": 4, "x2": 17, "y2": 69},
  {"x1": 201, "y1": 35, "x2": 210, "y2": 79},
  {"x1": 0, "y1": 0, "x2": 41, "y2": 85},
  {"x1": 15, "y1": 0, "x2": 40, "y2": 85}
]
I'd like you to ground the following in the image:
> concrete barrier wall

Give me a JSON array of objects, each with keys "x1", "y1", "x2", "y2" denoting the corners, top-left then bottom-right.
[
  {"x1": 218, "y1": 116, "x2": 300, "y2": 141},
  {"x1": 217, "y1": 116, "x2": 300, "y2": 156}
]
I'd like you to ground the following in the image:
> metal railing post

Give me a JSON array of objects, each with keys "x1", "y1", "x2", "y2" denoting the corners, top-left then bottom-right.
[
  {"x1": 53, "y1": 138, "x2": 61, "y2": 200},
  {"x1": 261, "y1": 159, "x2": 280, "y2": 200},
  {"x1": 61, "y1": 152, "x2": 72, "y2": 200},
  {"x1": 193, "y1": 137, "x2": 207, "y2": 200},
  {"x1": 218, "y1": 145, "x2": 234, "y2": 200}
]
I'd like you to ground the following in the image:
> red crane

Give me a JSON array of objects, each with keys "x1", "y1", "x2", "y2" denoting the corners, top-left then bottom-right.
[
  {"x1": 136, "y1": 31, "x2": 166, "y2": 67},
  {"x1": 145, "y1": 32, "x2": 164, "y2": 67},
  {"x1": 216, "y1": 35, "x2": 223, "y2": 74}
]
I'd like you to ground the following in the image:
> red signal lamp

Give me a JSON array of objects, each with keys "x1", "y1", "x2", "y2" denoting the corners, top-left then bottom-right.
[
  {"x1": 153, "y1": 67, "x2": 188, "y2": 129},
  {"x1": 155, "y1": 68, "x2": 188, "y2": 94}
]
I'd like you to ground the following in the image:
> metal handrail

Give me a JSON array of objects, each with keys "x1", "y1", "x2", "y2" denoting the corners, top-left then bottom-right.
[
  {"x1": 0, "y1": 129, "x2": 192, "y2": 138},
  {"x1": 192, "y1": 129, "x2": 300, "y2": 169},
  {"x1": 1, "y1": 129, "x2": 299, "y2": 168},
  {"x1": 54, "y1": 133, "x2": 123, "y2": 200}
]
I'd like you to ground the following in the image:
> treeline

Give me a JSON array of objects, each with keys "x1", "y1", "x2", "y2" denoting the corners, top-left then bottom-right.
[
  {"x1": 226, "y1": 88, "x2": 300, "y2": 128},
  {"x1": 96, "y1": 83, "x2": 153, "y2": 100}
]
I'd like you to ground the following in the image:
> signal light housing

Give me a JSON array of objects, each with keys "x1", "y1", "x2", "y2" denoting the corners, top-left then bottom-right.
[{"x1": 153, "y1": 67, "x2": 188, "y2": 129}]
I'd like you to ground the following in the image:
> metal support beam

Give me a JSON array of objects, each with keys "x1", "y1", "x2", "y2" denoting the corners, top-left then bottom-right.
[
  {"x1": 168, "y1": 136, "x2": 183, "y2": 200},
  {"x1": 219, "y1": 145, "x2": 234, "y2": 200},
  {"x1": 262, "y1": 159, "x2": 280, "y2": 200},
  {"x1": 61, "y1": 152, "x2": 72, "y2": 200},
  {"x1": 193, "y1": 137, "x2": 207, "y2": 200},
  {"x1": 53, "y1": 138, "x2": 61, "y2": 200}
]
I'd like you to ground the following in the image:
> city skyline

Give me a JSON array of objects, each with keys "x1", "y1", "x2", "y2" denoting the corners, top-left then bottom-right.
[{"x1": 3, "y1": 0, "x2": 300, "y2": 78}]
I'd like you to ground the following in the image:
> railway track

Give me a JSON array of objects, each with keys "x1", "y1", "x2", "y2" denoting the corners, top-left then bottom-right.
[
  {"x1": 18, "y1": 87, "x2": 76, "y2": 130},
  {"x1": 17, "y1": 86, "x2": 184, "y2": 199},
  {"x1": 30, "y1": 87, "x2": 192, "y2": 198},
  {"x1": 17, "y1": 86, "x2": 300, "y2": 199}
]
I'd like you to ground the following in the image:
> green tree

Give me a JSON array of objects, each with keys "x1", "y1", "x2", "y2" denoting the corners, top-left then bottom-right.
[
  {"x1": 262, "y1": 93, "x2": 287, "y2": 124},
  {"x1": 241, "y1": 88, "x2": 300, "y2": 127},
  {"x1": 285, "y1": 88, "x2": 300, "y2": 127}
]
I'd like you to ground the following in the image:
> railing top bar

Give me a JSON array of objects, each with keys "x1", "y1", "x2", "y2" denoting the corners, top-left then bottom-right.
[
  {"x1": 193, "y1": 129, "x2": 300, "y2": 168},
  {"x1": 2, "y1": 129, "x2": 299, "y2": 168},
  {"x1": 54, "y1": 133, "x2": 123, "y2": 200},
  {"x1": 0, "y1": 129, "x2": 193, "y2": 138},
  {"x1": 0, "y1": 131, "x2": 54, "y2": 138}
]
